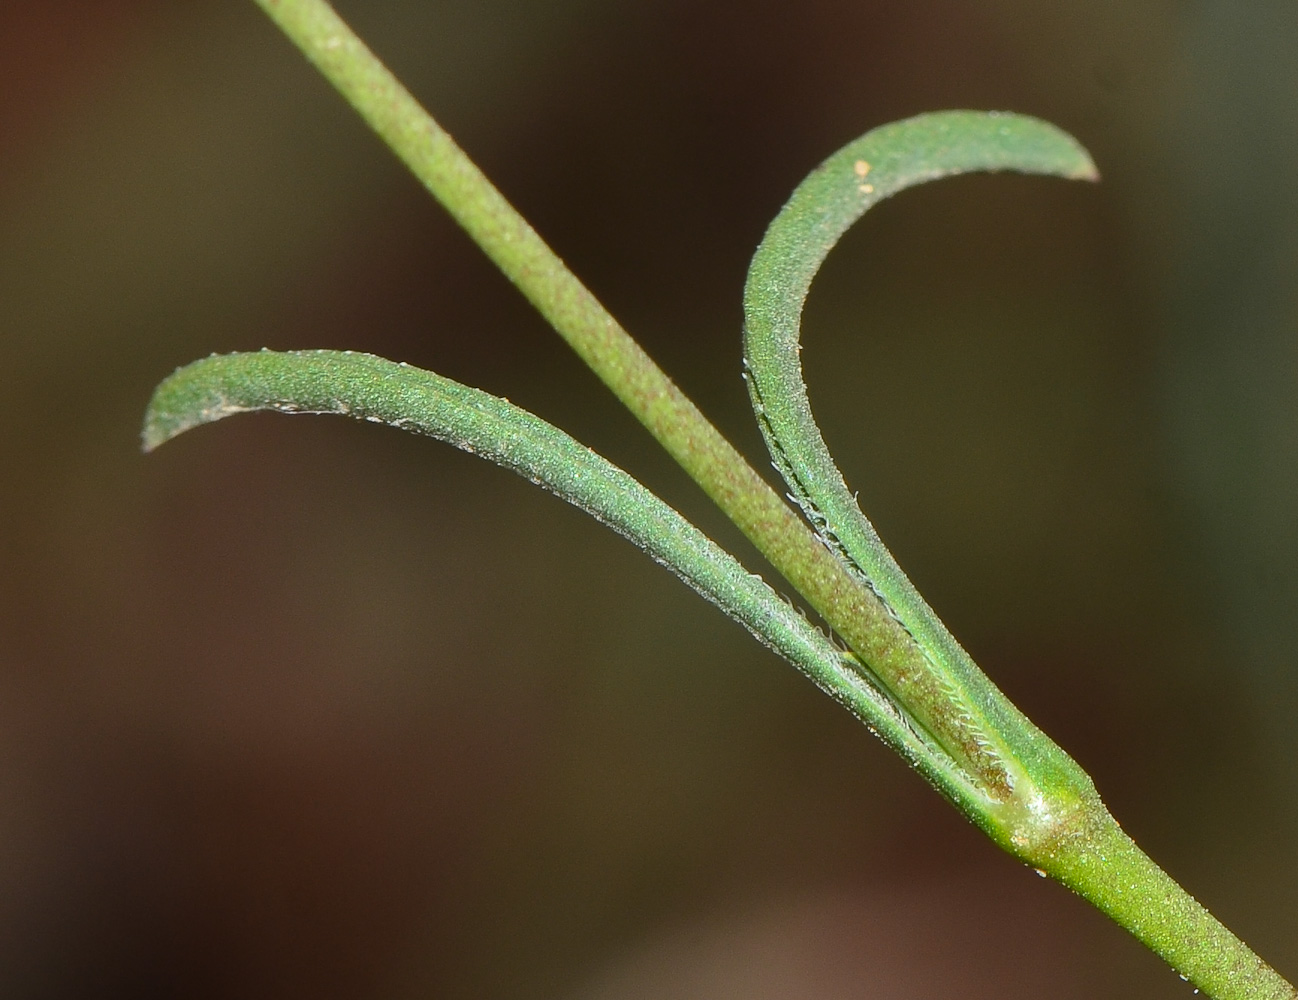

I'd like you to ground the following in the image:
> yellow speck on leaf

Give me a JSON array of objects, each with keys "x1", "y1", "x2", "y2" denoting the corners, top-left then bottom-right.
[
  {"x1": 858, "y1": 183, "x2": 874, "y2": 195},
  {"x1": 853, "y1": 160, "x2": 871, "y2": 177}
]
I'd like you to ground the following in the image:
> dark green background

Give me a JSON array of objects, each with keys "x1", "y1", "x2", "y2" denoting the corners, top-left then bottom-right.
[{"x1": 3, "y1": 1, "x2": 1296, "y2": 996}]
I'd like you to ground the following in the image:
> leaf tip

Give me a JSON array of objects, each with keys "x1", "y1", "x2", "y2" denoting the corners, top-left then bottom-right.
[
  {"x1": 139, "y1": 357, "x2": 254, "y2": 454},
  {"x1": 139, "y1": 424, "x2": 166, "y2": 455},
  {"x1": 140, "y1": 380, "x2": 182, "y2": 454},
  {"x1": 139, "y1": 394, "x2": 197, "y2": 454},
  {"x1": 1071, "y1": 153, "x2": 1101, "y2": 184}
]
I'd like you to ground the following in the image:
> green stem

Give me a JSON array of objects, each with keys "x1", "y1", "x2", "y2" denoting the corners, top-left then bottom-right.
[
  {"x1": 1047, "y1": 813, "x2": 1293, "y2": 1000},
  {"x1": 250, "y1": 0, "x2": 936, "y2": 776},
  {"x1": 226, "y1": 3, "x2": 1297, "y2": 997}
]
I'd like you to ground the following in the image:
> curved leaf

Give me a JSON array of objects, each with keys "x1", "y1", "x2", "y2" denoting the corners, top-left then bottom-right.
[
  {"x1": 743, "y1": 111, "x2": 1099, "y2": 805},
  {"x1": 144, "y1": 348, "x2": 981, "y2": 810}
]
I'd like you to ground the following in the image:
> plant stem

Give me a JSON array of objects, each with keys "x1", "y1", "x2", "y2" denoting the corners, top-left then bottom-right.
[
  {"x1": 1045, "y1": 815, "x2": 1294, "y2": 1000},
  {"x1": 249, "y1": 0, "x2": 934, "y2": 760},
  {"x1": 241, "y1": 3, "x2": 1297, "y2": 996}
]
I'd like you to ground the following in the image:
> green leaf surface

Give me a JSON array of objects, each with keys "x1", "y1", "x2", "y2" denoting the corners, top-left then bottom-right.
[
  {"x1": 144, "y1": 348, "x2": 979, "y2": 808},
  {"x1": 744, "y1": 111, "x2": 1099, "y2": 812}
]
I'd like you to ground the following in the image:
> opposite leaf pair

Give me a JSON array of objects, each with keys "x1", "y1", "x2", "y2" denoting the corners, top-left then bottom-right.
[
  {"x1": 148, "y1": 111, "x2": 1097, "y2": 840},
  {"x1": 144, "y1": 6, "x2": 1297, "y2": 991}
]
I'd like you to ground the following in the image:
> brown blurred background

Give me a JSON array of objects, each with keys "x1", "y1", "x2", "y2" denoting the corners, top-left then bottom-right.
[{"x1": 3, "y1": 1, "x2": 1297, "y2": 997}]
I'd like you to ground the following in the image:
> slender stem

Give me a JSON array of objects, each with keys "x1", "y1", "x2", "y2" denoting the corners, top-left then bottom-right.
[
  {"x1": 1048, "y1": 814, "x2": 1295, "y2": 1000},
  {"x1": 236, "y1": 3, "x2": 1297, "y2": 997},
  {"x1": 249, "y1": 0, "x2": 936, "y2": 762}
]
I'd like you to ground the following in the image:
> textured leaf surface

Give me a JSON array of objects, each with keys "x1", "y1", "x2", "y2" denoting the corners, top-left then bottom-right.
[{"x1": 144, "y1": 348, "x2": 977, "y2": 806}]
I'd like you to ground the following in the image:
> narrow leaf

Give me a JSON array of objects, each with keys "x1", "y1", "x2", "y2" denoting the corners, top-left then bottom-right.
[
  {"x1": 744, "y1": 111, "x2": 1099, "y2": 806},
  {"x1": 144, "y1": 348, "x2": 983, "y2": 811}
]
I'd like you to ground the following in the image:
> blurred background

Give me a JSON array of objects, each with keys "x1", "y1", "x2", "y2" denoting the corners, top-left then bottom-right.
[{"x1": 3, "y1": 1, "x2": 1297, "y2": 996}]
